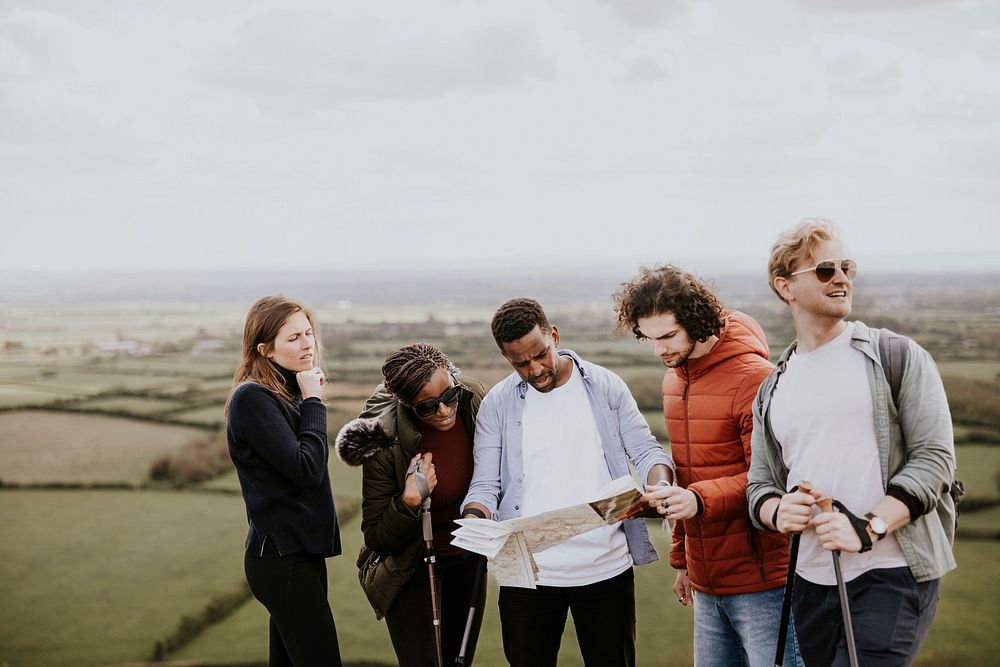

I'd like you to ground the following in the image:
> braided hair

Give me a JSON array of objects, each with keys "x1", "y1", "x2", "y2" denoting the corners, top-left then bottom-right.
[{"x1": 381, "y1": 343, "x2": 459, "y2": 405}]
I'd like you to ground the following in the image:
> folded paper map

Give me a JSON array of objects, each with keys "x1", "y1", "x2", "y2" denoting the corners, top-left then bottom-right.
[{"x1": 451, "y1": 475, "x2": 657, "y2": 588}]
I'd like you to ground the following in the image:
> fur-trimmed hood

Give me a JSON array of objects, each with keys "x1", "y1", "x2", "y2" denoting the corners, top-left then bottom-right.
[
  {"x1": 335, "y1": 376, "x2": 486, "y2": 467},
  {"x1": 336, "y1": 415, "x2": 397, "y2": 467}
]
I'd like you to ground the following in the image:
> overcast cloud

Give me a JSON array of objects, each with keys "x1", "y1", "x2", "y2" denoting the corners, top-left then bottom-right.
[{"x1": 1, "y1": 0, "x2": 997, "y2": 273}]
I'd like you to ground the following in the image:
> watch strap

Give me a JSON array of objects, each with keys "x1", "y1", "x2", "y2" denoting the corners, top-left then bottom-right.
[{"x1": 864, "y1": 512, "x2": 888, "y2": 541}]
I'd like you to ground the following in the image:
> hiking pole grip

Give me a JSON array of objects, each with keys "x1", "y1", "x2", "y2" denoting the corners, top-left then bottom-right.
[{"x1": 421, "y1": 496, "x2": 434, "y2": 542}]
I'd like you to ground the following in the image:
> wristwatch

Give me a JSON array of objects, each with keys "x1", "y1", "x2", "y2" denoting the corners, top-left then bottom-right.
[{"x1": 864, "y1": 513, "x2": 888, "y2": 541}]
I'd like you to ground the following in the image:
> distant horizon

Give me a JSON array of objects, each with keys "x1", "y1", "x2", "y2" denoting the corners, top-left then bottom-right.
[
  {"x1": 3, "y1": 247, "x2": 999, "y2": 278},
  {"x1": 1, "y1": 259, "x2": 996, "y2": 311}
]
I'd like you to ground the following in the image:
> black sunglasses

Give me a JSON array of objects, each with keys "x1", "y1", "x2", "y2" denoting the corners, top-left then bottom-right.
[
  {"x1": 412, "y1": 383, "x2": 462, "y2": 418},
  {"x1": 789, "y1": 259, "x2": 857, "y2": 283}
]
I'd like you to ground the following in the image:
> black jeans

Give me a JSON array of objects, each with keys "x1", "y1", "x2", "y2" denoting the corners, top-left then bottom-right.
[
  {"x1": 385, "y1": 552, "x2": 488, "y2": 667},
  {"x1": 498, "y1": 567, "x2": 636, "y2": 667},
  {"x1": 793, "y1": 566, "x2": 940, "y2": 667},
  {"x1": 244, "y1": 540, "x2": 343, "y2": 667}
]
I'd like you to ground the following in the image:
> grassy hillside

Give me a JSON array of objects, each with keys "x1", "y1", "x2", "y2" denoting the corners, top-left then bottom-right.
[
  {"x1": 0, "y1": 490, "x2": 248, "y2": 667},
  {"x1": 0, "y1": 411, "x2": 206, "y2": 485}
]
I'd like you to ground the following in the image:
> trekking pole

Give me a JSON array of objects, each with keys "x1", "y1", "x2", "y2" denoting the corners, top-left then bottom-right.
[
  {"x1": 773, "y1": 480, "x2": 816, "y2": 667},
  {"x1": 773, "y1": 529, "x2": 801, "y2": 667},
  {"x1": 455, "y1": 555, "x2": 487, "y2": 666},
  {"x1": 410, "y1": 454, "x2": 444, "y2": 667},
  {"x1": 421, "y1": 494, "x2": 445, "y2": 667},
  {"x1": 816, "y1": 496, "x2": 860, "y2": 667}
]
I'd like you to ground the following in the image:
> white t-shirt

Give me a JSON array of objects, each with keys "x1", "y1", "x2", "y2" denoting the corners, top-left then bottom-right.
[
  {"x1": 521, "y1": 362, "x2": 633, "y2": 586},
  {"x1": 770, "y1": 322, "x2": 907, "y2": 585}
]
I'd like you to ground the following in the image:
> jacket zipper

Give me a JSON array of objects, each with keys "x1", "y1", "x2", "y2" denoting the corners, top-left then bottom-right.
[{"x1": 680, "y1": 366, "x2": 711, "y2": 592}]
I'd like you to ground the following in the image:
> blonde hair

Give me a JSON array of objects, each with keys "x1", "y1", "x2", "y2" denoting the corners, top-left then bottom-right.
[
  {"x1": 225, "y1": 295, "x2": 322, "y2": 415},
  {"x1": 767, "y1": 218, "x2": 839, "y2": 303}
]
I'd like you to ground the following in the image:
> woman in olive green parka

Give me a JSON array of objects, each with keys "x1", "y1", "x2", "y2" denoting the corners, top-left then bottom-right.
[{"x1": 336, "y1": 343, "x2": 486, "y2": 667}]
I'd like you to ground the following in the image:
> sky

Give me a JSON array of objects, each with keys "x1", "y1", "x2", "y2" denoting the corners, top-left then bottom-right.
[{"x1": 1, "y1": 0, "x2": 998, "y2": 274}]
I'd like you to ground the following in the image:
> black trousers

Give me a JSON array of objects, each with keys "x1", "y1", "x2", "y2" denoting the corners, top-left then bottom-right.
[
  {"x1": 385, "y1": 552, "x2": 488, "y2": 667},
  {"x1": 244, "y1": 541, "x2": 343, "y2": 667},
  {"x1": 793, "y1": 566, "x2": 940, "y2": 667},
  {"x1": 498, "y1": 567, "x2": 636, "y2": 667}
]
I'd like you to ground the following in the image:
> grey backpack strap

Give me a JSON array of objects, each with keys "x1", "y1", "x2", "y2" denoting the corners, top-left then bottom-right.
[{"x1": 878, "y1": 328, "x2": 909, "y2": 407}]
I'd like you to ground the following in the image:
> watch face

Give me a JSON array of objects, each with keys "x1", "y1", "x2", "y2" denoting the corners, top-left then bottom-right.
[{"x1": 870, "y1": 516, "x2": 888, "y2": 535}]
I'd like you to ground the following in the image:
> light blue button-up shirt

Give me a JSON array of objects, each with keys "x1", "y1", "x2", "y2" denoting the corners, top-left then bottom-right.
[{"x1": 462, "y1": 349, "x2": 673, "y2": 566}]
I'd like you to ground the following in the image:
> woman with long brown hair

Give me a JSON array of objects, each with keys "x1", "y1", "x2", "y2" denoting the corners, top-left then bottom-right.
[{"x1": 226, "y1": 295, "x2": 342, "y2": 666}]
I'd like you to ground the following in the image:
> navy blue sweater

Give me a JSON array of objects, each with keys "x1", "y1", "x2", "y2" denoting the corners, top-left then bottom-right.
[{"x1": 227, "y1": 369, "x2": 341, "y2": 557}]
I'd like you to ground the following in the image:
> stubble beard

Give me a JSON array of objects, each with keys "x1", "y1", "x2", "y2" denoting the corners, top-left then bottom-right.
[{"x1": 661, "y1": 340, "x2": 697, "y2": 369}]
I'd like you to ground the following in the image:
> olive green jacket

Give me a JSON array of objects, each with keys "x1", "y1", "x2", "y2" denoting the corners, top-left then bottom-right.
[{"x1": 335, "y1": 376, "x2": 484, "y2": 618}]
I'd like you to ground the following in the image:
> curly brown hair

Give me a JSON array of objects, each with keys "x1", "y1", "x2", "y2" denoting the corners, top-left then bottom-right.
[
  {"x1": 613, "y1": 265, "x2": 723, "y2": 343},
  {"x1": 490, "y1": 298, "x2": 551, "y2": 348}
]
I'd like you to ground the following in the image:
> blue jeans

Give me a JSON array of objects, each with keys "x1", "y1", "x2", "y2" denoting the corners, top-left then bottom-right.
[{"x1": 693, "y1": 586, "x2": 803, "y2": 667}]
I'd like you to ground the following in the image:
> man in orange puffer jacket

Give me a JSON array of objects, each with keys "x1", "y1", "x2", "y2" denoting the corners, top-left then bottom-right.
[{"x1": 614, "y1": 265, "x2": 802, "y2": 667}]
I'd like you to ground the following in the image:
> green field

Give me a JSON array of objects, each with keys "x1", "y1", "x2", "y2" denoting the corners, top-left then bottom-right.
[
  {"x1": 0, "y1": 410, "x2": 206, "y2": 485},
  {"x1": 197, "y1": 469, "x2": 243, "y2": 492},
  {"x1": 74, "y1": 395, "x2": 194, "y2": 416},
  {"x1": 168, "y1": 404, "x2": 227, "y2": 427},
  {"x1": 12, "y1": 371, "x2": 195, "y2": 395},
  {"x1": 0, "y1": 384, "x2": 83, "y2": 408},
  {"x1": 86, "y1": 354, "x2": 239, "y2": 379},
  {"x1": 0, "y1": 489, "x2": 248, "y2": 667},
  {"x1": 957, "y1": 504, "x2": 1000, "y2": 533},
  {"x1": 938, "y1": 360, "x2": 1000, "y2": 383},
  {"x1": 919, "y1": 541, "x2": 1000, "y2": 663},
  {"x1": 955, "y1": 444, "x2": 1000, "y2": 499},
  {"x1": 2, "y1": 493, "x2": 985, "y2": 667},
  {"x1": 643, "y1": 409, "x2": 671, "y2": 443},
  {"x1": 952, "y1": 423, "x2": 1000, "y2": 444},
  {"x1": 172, "y1": 516, "x2": 696, "y2": 667},
  {"x1": 199, "y1": 459, "x2": 364, "y2": 503}
]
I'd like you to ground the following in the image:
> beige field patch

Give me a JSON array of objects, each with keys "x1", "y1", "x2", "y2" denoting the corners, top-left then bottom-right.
[{"x1": 0, "y1": 410, "x2": 207, "y2": 485}]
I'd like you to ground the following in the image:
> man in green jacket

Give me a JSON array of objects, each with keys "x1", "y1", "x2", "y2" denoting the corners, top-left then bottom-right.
[{"x1": 747, "y1": 219, "x2": 956, "y2": 666}]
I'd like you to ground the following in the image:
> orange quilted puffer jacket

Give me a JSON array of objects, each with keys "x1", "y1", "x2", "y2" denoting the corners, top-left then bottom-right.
[{"x1": 665, "y1": 310, "x2": 789, "y2": 595}]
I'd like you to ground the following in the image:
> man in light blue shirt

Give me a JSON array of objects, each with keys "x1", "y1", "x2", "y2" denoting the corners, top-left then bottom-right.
[{"x1": 462, "y1": 298, "x2": 672, "y2": 667}]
